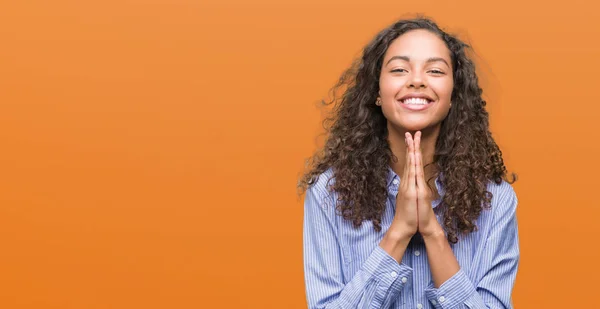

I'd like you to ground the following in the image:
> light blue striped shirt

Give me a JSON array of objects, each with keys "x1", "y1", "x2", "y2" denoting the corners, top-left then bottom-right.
[{"x1": 303, "y1": 167, "x2": 519, "y2": 309}]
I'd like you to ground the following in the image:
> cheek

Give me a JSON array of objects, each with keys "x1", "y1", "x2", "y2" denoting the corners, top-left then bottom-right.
[
  {"x1": 379, "y1": 76, "x2": 405, "y2": 94},
  {"x1": 432, "y1": 80, "x2": 453, "y2": 102}
]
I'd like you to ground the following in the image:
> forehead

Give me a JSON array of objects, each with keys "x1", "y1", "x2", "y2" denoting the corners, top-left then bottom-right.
[{"x1": 383, "y1": 29, "x2": 451, "y2": 63}]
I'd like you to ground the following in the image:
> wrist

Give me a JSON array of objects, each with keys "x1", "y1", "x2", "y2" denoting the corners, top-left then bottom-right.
[
  {"x1": 380, "y1": 228, "x2": 412, "y2": 263},
  {"x1": 385, "y1": 225, "x2": 414, "y2": 243},
  {"x1": 420, "y1": 222, "x2": 445, "y2": 240}
]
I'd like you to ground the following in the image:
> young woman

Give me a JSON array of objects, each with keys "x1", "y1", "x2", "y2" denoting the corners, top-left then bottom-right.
[{"x1": 298, "y1": 17, "x2": 519, "y2": 309}]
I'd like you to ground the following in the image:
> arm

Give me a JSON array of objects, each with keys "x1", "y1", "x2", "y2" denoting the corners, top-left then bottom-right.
[
  {"x1": 303, "y1": 182, "x2": 413, "y2": 309},
  {"x1": 422, "y1": 185, "x2": 520, "y2": 309}
]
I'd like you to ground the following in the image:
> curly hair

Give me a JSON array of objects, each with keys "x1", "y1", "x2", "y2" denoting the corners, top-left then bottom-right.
[{"x1": 297, "y1": 16, "x2": 517, "y2": 244}]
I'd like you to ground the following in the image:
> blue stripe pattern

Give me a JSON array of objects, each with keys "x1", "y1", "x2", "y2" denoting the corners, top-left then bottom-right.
[{"x1": 303, "y1": 167, "x2": 519, "y2": 308}]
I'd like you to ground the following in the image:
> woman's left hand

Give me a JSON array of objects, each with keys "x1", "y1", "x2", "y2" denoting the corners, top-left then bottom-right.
[{"x1": 413, "y1": 131, "x2": 444, "y2": 237}]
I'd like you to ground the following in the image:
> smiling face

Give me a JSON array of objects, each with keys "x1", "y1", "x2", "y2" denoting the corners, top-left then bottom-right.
[{"x1": 378, "y1": 29, "x2": 454, "y2": 133}]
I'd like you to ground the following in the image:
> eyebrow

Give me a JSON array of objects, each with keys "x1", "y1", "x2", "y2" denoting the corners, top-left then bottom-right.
[{"x1": 385, "y1": 55, "x2": 450, "y2": 67}]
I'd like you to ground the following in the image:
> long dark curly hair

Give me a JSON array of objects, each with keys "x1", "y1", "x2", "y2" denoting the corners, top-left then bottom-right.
[{"x1": 297, "y1": 16, "x2": 517, "y2": 244}]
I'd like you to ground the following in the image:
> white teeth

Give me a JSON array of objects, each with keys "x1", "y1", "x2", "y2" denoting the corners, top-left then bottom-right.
[{"x1": 402, "y1": 97, "x2": 430, "y2": 105}]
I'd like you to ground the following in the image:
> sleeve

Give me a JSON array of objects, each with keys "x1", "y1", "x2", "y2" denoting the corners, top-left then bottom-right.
[
  {"x1": 423, "y1": 184, "x2": 520, "y2": 309},
  {"x1": 303, "y1": 182, "x2": 413, "y2": 309}
]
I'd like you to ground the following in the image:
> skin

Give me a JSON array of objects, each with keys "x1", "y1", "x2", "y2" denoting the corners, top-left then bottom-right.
[
  {"x1": 377, "y1": 29, "x2": 460, "y2": 288},
  {"x1": 378, "y1": 29, "x2": 453, "y2": 185}
]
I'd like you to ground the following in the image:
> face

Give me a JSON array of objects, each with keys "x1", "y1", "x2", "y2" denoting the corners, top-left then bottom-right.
[{"x1": 378, "y1": 29, "x2": 454, "y2": 133}]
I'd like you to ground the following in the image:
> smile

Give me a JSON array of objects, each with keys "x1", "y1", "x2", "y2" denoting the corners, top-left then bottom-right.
[{"x1": 398, "y1": 97, "x2": 435, "y2": 111}]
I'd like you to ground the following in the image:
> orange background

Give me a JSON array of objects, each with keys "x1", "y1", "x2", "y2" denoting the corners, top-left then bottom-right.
[{"x1": 0, "y1": 0, "x2": 598, "y2": 308}]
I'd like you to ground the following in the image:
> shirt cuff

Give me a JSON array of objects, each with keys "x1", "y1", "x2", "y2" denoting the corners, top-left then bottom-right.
[
  {"x1": 362, "y1": 245, "x2": 413, "y2": 307},
  {"x1": 424, "y1": 268, "x2": 477, "y2": 308}
]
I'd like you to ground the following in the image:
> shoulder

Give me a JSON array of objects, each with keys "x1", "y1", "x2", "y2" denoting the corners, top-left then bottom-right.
[
  {"x1": 304, "y1": 168, "x2": 338, "y2": 212},
  {"x1": 486, "y1": 178, "x2": 519, "y2": 220},
  {"x1": 307, "y1": 167, "x2": 336, "y2": 197},
  {"x1": 487, "y1": 179, "x2": 517, "y2": 205}
]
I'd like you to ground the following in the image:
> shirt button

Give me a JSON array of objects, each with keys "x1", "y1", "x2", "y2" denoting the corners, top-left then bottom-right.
[
  {"x1": 431, "y1": 300, "x2": 437, "y2": 305},
  {"x1": 390, "y1": 271, "x2": 397, "y2": 278},
  {"x1": 393, "y1": 179, "x2": 399, "y2": 185},
  {"x1": 417, "y1": 304, "x2": 423, "y2": 309},
  {"x1": 414, "y1": 250, "x2": 421, "y2": 256},
  {"x1": 439, "y1": 296, "x2": 446, "y2": 303},
  {"x1": 401, "y1": 277, "x2": 407, "y2": 283}
]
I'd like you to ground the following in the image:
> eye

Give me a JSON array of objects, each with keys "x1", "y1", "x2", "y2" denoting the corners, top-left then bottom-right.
[
  {"x1": 391, "y1": 68, "x2": 407, "y2": 73},
  {"x1": 429, "y1": 69, "x2": 445, "y2": 74}
]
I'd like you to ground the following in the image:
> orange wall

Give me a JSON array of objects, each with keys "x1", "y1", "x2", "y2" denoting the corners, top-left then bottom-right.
[{"x1": 1, "y1": 0, "x2": 598, "y2": 308}]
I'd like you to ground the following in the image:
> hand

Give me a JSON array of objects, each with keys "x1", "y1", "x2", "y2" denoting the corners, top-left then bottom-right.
[
  {"x1": 387, "y1": 132, "x2": 419, "y2": 241},
  {"x1": 413, "y1": 131, "x2": 443, "y2": 237}
]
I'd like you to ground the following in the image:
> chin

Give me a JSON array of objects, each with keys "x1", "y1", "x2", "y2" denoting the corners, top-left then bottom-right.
[
  {"x1": 386, "y1": 113, "x2": 444, "y2": 133},
  {"x1": 393, "y1": 121, "x2": 431, "y2": 132}
]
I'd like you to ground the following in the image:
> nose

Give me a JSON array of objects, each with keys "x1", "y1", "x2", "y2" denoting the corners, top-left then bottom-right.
[{"x1": 408, "y1": 71, "x2": 426, "y2": 89}]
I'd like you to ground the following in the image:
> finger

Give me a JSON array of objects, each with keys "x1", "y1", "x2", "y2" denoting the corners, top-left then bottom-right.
[
  {"x1": 401, "y1": 132, "x2": 410, "y2": 187},
  {"x1": 407, "y1": 133, "x2": 416, "y2": 192},
  {"x1": 415, "y1": 131, "x2": 427, "y2": 190}
]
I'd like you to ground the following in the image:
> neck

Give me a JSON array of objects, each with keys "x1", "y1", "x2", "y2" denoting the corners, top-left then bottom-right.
[{"x1": 388, "y1": 123, "x2": 440, "y2": 187}]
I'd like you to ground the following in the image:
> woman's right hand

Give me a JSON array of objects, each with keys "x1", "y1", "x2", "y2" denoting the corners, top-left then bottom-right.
[
  {"x1": 389, "y1": 132, "x2": 419, "y2": 239},
  {"x1": 379, "y1": 132, "x2": 417, "y2": 262}
]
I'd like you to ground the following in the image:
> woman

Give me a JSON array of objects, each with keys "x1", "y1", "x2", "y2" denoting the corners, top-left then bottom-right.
[{"x1": 298, "y1": 17, "x2": 519, "y2": 309}]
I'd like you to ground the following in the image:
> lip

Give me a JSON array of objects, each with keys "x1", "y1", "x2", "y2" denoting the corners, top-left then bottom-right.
[
  {"x1": 398, "y1": 93, "x2": 434, "y2": 102},
  {"x1": 396, "y1": 93, "x2": 436, "y2": 111},
  {"x1": 397, "y1": 99, "x2": 436, "y2": 111}
]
